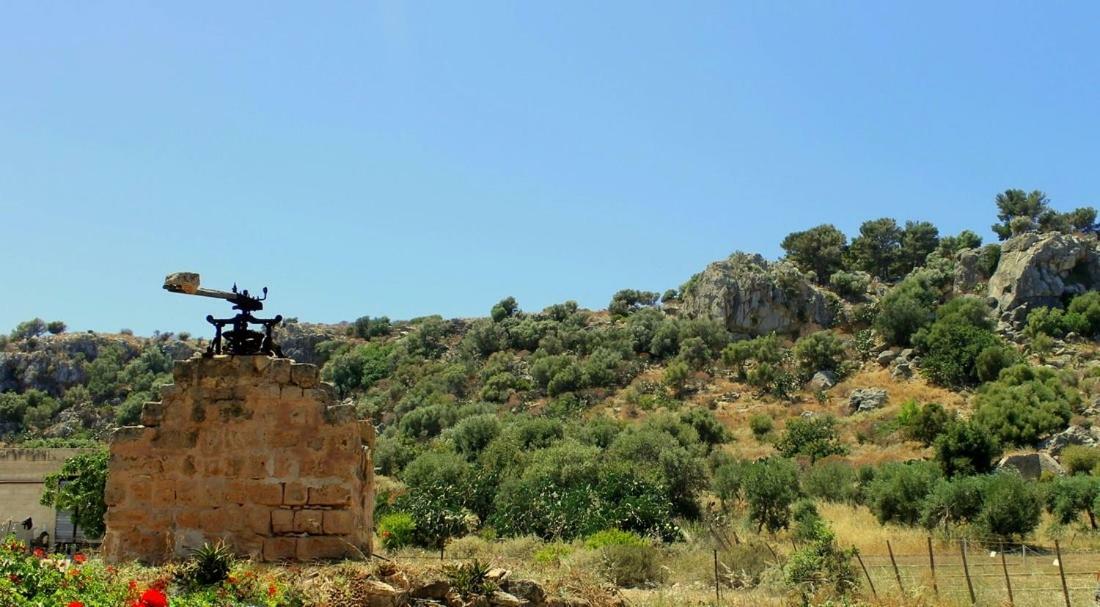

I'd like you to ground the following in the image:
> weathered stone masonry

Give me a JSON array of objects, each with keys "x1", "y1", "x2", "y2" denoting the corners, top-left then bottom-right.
[{"x1": 101, "y1": 355, "x2": 373, "y2": 563}]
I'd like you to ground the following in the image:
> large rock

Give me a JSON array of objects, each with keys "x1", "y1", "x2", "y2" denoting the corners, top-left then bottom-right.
[
  {"x1": 274, "y1": 322, "x2": 347, "y2": 365},
  {"x1": 848, "y1": 388, "x2": 888, "y2": 413},
  {"x1": 987, "y1": 232, "x2": 1100, "y2": 324},
  {"x1": 680, "y1": 253, "x2": 836, "y2": 337},
  {"x1": 997, "y1": 452, "x2": 1064, "y2": 480},
  {"x1": 1039, "y1": 425, "x2": 1100, "y2": 455},
  {"x1": 954, "y1": 247, "x2": 991, "y2": 294}
]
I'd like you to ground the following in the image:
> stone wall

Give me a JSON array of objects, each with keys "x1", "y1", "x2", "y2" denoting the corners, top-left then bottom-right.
[{"x1": 101, "y1": 355, "x2": 373, "y2": 563}]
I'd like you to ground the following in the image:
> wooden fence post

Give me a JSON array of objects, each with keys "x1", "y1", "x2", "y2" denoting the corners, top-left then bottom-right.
[
  {"x1": 927, "y1": 537, "x2": 938, "y2": 597},
  {"x1": 713, "y1": 548, "x2": 721, "y2": 606},
  {"x1": 887, "y1": 540, "x2": 904, "y2": 594},
  {"x1": 1055, "y1": 540, "x2": 1071, "y2": 607},
  {"x1": 999, "y1": 547, "x2": 1014, "y2": 606},
  {"x1": 959, "y1": 539, "x2": 976, "y2": 605},
  {"x1": 855, "y1": 551, "x2": 877, "y2": 599}
]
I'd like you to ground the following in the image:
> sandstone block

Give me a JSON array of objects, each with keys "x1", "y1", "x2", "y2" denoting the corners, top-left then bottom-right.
[
  {"x1": 290, "y1": 363, "x2": 319, "y2": 388},
  {"x1": 293, "y1": 510, "x2": 324, "y2": 534},
  {"x1": 309, "y1": 484, "x2": 351, "y2": 506},
  {"x1": 263, "y1": 537, "x2": 297, "y2": 561},
  {"x1": 296, "y1": 536, "x2": 349, "y2": 561},
  {"x1": 271, "y1": 509, "x2": 295, "y2": 534},
  {"x1": 323, "y1": 510, "x2": 354, "y2": 535},
  {"x1": 283, "y1": 481, "x2": 308, "y2": 505},
  {"x1": 247, "y1": 482, "x2": 284, "y2": 506}
]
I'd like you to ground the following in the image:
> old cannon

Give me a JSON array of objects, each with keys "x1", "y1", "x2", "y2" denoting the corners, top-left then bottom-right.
[{"x1": 163, "y1": 272, "x2": 284, "y2": 357}]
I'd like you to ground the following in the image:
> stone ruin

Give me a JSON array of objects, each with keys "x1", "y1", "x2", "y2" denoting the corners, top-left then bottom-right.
[{"x1": 101, "y1": 355, "x2": 374, "y2": 563}]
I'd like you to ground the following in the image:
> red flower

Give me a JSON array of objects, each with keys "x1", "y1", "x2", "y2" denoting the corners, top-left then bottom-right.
[
  {"x1": 68, "y1": 602, "x2": 85, "y2": 607},
  {"x1": 32, "y1": 547, "x2": 45, "y2": 558},
  {"x1": 268, "y1": 584, "x2": 277, "y2": 597},
  {"x1": 139, "y1": 588, "x2": 169, "y2": 607},
  {"x1": 73, "y1": 553, "x2": 87, "y2": 564}
]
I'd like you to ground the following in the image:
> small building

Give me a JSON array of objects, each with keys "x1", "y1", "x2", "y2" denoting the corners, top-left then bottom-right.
[{"x1": 0, "y1": 448, "x2": 91, "y2": 550}]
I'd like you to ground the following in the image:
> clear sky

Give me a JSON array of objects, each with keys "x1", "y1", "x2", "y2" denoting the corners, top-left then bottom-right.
[{"x1": 3, "y1": 2, "x2": 1100, "y2": 336}]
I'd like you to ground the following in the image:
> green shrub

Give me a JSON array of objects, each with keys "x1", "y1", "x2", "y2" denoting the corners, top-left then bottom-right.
[
  {"x1": 874, "y1": 275, "x2": 939, "y2": 347},
  {"x1": 713, "y1": 461, "x2": 745, "y2": 507},
  {"x1": 973, "y1": 365, "x2": 1077, "y2": 447},
  {"x1": 680, "y1": 408, "x2": 731, "y2": 449},
  {"x1": 749, "y1": 414, "x2": 774, "y2": 441},
  {"x1": 1045, "y1": 475, "x2": 1100, "y2": 529},
  {"x1": 776, "y1": 415, "x2": 846, "y2": 463},
  {"x1": 39, "y1": 448, "x2": 108, "y2": 538},
  {"x1": 784, "y1": 525, "x2": 860, "y2": 597},
  {"x1": 598, "y1": 544, "x2": 667, "y2": 587},
  {"x1": 933, "y1": 420, "x2": 1001, "y2": 477},
  {"x1": 828, "y1": 271, "x2": 869, "y2": 299},
  {"x1": 609, "y1": 289, "x2": 659, "y2": 319},
  {"x1": 449, "y1": 414, "x2": 502, "y2": 459},
  {"x1": 743, "y1": 457, "x2": 800, "y2": 532},
  {"x1": 1061, "y1": 445, "x2": 1100, "y2": 476},
  {"x1": 979, "y1": 472, "x2": 1042, "y2": 539},
  {"x1": 913, "y1": 296, "x2": 1005, "y2": 387},
  {"x1": 793, "y1": 331, "x2": 846, "y2": 375},
  {"x1": 866, "y1": 461, "x2": 941, "y2": 526},
  {"x1": 378, "y1": 512, "x2": 416, "y2": 549},
  {"x1": 920, "y1": 476, "x2": 986, "y2": 531},
  {"x1": 897, "y1": 401, "x2": 953, "y2": 446},
  {"x1": 781, "y1": 224, "x2": 848, "y2": 283},
  {"x1": 175, "y1": 541, "x2": 235, "y2": 589},
  {"x1": 584, "y1": 529, "x2": 647, "y2": 549},
  {"x1": 801, "y1": 459, "x2": 858, "y2": 503}
]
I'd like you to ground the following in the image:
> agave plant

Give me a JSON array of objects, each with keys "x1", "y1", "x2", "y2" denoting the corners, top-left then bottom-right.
[{"x1": 175, "y1": 541, "x2": 235, "y2": 588}]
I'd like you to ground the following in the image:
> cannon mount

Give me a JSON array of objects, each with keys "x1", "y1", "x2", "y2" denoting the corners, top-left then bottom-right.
[{"x1": 163, "y1": 272, "x2": 284, "y2": 357}]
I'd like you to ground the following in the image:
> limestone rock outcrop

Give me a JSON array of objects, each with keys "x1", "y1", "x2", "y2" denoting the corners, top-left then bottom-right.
[
  {"x1": 996, "y1": 452, "x2": 1064, "y2": 480},
  {"x1": 848, "y1": 388, "x2": 888, "y2": 413},
  {"x1": 987, "y1": 232, "x2": 1100, "y2": 324},
  {"x1": 101, "y1": 355, "x2": 374, "y2": 563},
  {"x1": 680, "y1": 253, "x2": 836, "y2": 337}
]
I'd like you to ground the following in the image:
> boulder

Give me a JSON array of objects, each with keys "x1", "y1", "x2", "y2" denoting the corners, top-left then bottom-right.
[
  {"x1": 411, "y1": 580, "x2": 451, "y2": 601},
  {"x1": 1039, "y1": 425, "x2": 1100, "y2": 455},
  {"x1": 954, "y1": 247, "x2": 987, "y2": 294},
  {"x1": 876, "y1": 350, "x2": 899, "y2": 367},
  {"x1": 545, "y1": 599, "x2": 591, "y2": 607},
  {"x1": 360, "y1": 580, "x2": 406, "y2": 607},
  {"x1": 489, "y1": 591, "x2": 529, "y2": 607},
  {"x1": 997, "y1": 452, "x2": 1064, "y2": 480},
  {"x1": 987, "y1": 232, "x2": 1100, "y2": 325},
  {"x1": 807, "y1": 371, "x2": 836, "y2": 391},
  {"x1": 501, "y1": 580, "x2": 546, "y2": 606},
  {"x1": 891, "y1": 362, "x2": 912, "y2": 380},
  {"x1": 680, "y1": 253, "x2": 835, "y2": 337},
  {"x1": 848, "y1": 388, "x2": 888, "y2": 413}
]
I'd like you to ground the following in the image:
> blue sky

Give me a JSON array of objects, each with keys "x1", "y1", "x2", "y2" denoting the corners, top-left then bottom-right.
[{"x1": 2, "y1": 2, "x2": 1100, "y2": 336}]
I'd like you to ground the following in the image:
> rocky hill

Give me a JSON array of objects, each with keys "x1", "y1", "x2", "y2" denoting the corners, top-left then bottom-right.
[{"x1": 6, "y1": 192, "x2": 1100, "y2": 598}]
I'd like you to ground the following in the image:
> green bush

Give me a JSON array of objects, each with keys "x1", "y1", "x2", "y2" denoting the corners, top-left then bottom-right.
[
  {"x1": 978, "y1": 472, "x2": 1042, "y2": 539},
  {"x1": 584, "y1": 528, "x2": 647, "y2": 549},
  {"x1": 897, "y1": 401, "x2": 953, "y2": 446},
  {"x1": 913, "y1": 296, "x2": 1006, "y2": 387},
  {"x1": 378, "y1": 512, "x2": 417, "y2": 549},
  {"x1": 598, "y1": 544, "x2": 667, "y2": 587},
  {"x1": 1061, "y1": 445, "x2": 1100, "y2": 476},
  {"x1": 866, "y1": 461, "x2": 941, "y2": 526},
  {"x1": 776, "y1": 415, "x2": 847, "y2": 463},
  {"x1": 781, "y1": 224, "x2": 848, "y2": 283},
  {"x1": 784, "y1": 524, "x2": 859, "y2": 597},
  {"x1": 874, "y1": 275, "x2": 939, "y2": 346},
  {"x1": 743, "y1": 457, "x2": 800, "y2": 532},
  {"x1": 973, "y1": 365, "x2": 1077, "y2": 447},
  {"x1": 920, "y1": 476, "x2": 986, "y2": 531},
  {"x1": 793, "y1": 331, "x2": 846, "y2": 375},
  {"x1": 609, "y1": 289, "x2": 659, "y2": 319},
  {"x1": 933, "y1": 420, "x2": 1001, "y2": 477},
  {"x1": 801, "y1": 459, "x2": 858, "y2": 503},
  {"x1": 39, "y1": 448, "x2": 108, "y2": 538},
  {"x1": 1045, "y1": 475, "x2": 1100, "y2": 529},
  {"x1": 713, "y1": 460, "x2": 745, "y2": 507},
  {"x1": 749, "y1": 414, "x2": 774, "y2": 441},
  {"x1": 449, "y1": 414, "x2": 502, "y2": 459},
  {"x1": 828, "y1": 270, "x2": 869, "y2": 299}
]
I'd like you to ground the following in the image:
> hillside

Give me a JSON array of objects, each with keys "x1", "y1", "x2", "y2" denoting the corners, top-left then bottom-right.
[{"x1": 7, "y1": 190, "x2": 1100, "y2": 604}]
